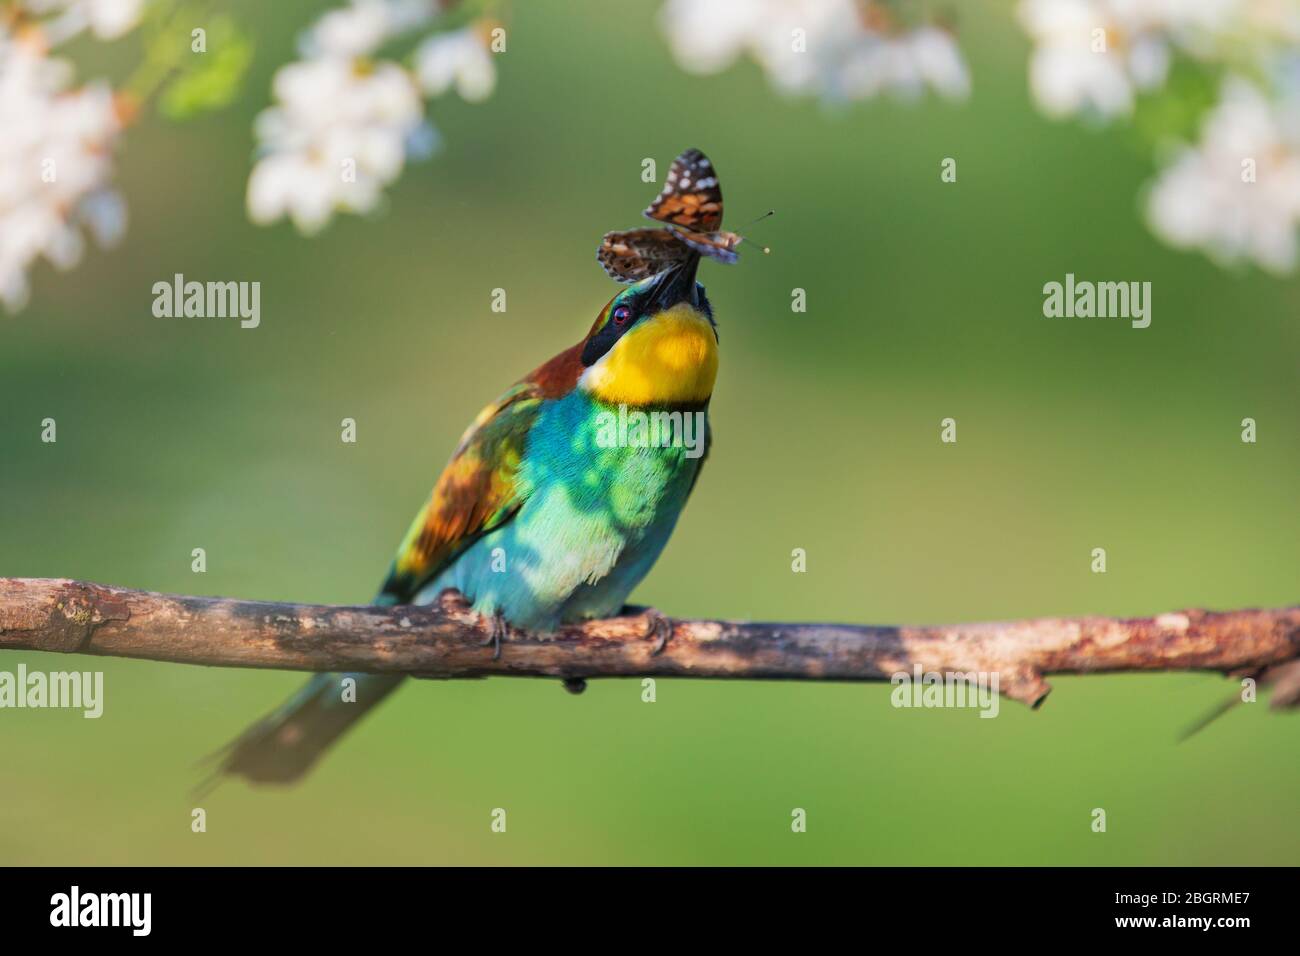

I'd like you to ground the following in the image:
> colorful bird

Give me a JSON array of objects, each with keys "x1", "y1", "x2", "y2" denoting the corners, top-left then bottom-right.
[{"x1": 215, "y1": 149, "x2": 735, "y2": 785}]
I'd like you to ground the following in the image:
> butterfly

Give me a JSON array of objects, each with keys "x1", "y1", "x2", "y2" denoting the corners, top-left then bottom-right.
[{"x1": 597, "y1": 148, "x2": 746, "y2": 284}]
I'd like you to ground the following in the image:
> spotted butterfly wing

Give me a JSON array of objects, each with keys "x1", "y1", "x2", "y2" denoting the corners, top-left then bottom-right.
[
  {"x1": 597, "y1": 228, "x2": 693, "y2": 284},
  {"x1": 646, "y1": 148, "x2": 742, "y2": 264},
  {"x1": 644, "y1": 148, "x2": 724, "y2": 233}
]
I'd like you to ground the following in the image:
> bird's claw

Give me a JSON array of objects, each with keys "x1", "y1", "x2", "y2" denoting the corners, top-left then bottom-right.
[
  {"x1": 640, "y1": 608, "x2": 674, "y2": 655},
  {"x1": 480, "y1": 609, "x2": 508, "y2": 660}
]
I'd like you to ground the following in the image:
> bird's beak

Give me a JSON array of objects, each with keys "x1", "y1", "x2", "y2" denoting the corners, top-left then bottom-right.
[{"x1": 647, "y1": 255, "x2": 700, "y2": 312}]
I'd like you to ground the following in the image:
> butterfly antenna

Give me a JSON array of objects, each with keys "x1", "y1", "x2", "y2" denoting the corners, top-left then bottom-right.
[{"x1": 740, "y1": 210, "x2": 774, "y2": 254}]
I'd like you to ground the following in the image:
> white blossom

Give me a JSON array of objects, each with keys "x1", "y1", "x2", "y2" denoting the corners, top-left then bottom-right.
[
  {"x1": 657, "y1": 0, "x2": 769, "y2": 76},
  {"x1": 22, "y1": 0, "x2": 146, "y2": 42},
  {"x1": 659, "y1": 0, "x2": 969, "y2": 103},
  {"x1": 247, "y1": 57, "x2": 430, "y2": 234},
  {"x1": 247, "y1": 3, "x2": 502, "y2": 234},
  {"x1": 0, "y1": 31, "x2": 125, "y2": 311},
  {"x1": 837, "y1": 26, "x2": 971, "y2": 102},
  {"x1": 414, "y1": 25, "x2": 497, "y2": 102},
  {"x1": 1018, "y1": 0, "x2": 1241, "y2": 120},
  {"x1": 1146, "y1": 77, "x2": 1300, "y2": 272},
  {"x1": 299, "y1": 0, "x2": 436, "y2": 59}
]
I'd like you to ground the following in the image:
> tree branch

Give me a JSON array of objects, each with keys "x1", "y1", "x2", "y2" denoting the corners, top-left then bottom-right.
[{"x1": 1, "y1": 578, "x2": 1298, "y2": 709}]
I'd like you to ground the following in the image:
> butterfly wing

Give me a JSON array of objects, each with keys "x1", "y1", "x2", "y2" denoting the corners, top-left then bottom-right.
[
  {"x1": 597, "y1": 228, "x2": 692, "y2": 283},
  {"x1": 670, "y1": 227, "x2": 741, "y2": 265},
  {"x1": 644, "y1": 148, "x2": 723, "y2": 233}
]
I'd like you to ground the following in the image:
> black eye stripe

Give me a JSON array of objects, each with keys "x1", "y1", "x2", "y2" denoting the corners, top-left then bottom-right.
[{"x1": 581, "y1": 296, "x2": 641, "y2": 365}]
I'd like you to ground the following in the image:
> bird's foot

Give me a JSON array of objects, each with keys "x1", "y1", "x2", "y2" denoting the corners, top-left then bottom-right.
[
  {"x1": 634, "y1": 606, "x2": 674, "y2": 655},
  {"x1": 480, "y1": 609, "x2": 508, "y2": 660}
]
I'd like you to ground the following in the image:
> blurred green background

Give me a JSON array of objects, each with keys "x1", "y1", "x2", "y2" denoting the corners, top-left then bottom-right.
[{"x1": 2, "y1": 0, "x2": 1297, "y2": 865}]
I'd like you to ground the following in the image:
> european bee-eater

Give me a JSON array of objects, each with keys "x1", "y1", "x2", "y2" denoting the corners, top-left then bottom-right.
[
  {"x1": 217, "y1": 148, "x2": 734, "y2": 785},
  {"x1": 218, "y1": 256, "x2": 718, "y2": 784}
]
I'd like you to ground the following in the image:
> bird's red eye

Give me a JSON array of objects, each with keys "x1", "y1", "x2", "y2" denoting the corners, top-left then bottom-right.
[{"x1": 612, "y1": 306, "x2": 631, "y2": 326}]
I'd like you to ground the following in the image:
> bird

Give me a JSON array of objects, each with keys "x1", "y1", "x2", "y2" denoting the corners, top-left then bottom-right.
[{"x1": 213, "y1": 148, "x2": 735, "y2": 785}]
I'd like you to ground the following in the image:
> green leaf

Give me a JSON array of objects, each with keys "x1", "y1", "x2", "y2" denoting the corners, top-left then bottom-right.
[{"x1": 159, "y1": 21, "x2": 255, "y2": 121}]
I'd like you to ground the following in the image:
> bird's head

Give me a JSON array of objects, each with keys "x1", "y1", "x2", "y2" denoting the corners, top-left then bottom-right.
[{"x1": 578, "y1": 256, "x2": 718, "y2": 408}]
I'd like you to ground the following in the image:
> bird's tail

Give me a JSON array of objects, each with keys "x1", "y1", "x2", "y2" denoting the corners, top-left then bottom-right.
[
  {"x1": 202, "y1": 671, "x2": 404, "y2": 790},
  {"x1": 202, "y1": 589, "x2": 408, "y2": 790}
]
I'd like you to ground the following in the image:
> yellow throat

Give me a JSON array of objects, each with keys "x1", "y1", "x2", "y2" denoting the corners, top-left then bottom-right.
[{"x1": 581, "y1": 303, "x2": 718, "y2": 406}]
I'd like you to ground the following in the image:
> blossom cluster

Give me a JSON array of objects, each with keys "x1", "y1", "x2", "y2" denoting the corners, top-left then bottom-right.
[
  {"x1": 659, "y1": 0, "x2": 970, "y2": 103},
  {"x1": 0, "y1": 7, "x2": 135, "y2": 311},
  {"x1": 247, "y1": 0, "x2": 499, "y2": 234},
  {"x1": 1018, "y1": 0, "x2": 1300, "y2": 271}
]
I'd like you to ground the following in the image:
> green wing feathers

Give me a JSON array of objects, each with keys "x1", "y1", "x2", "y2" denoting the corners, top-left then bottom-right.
[{"x1": 379, "y1": 382, "x2": 542, "y2": 603}]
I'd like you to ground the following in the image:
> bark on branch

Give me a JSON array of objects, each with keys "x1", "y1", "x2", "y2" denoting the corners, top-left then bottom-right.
[{"x1": 1, "y1": 578, "x2": 1298, "y2": 709}]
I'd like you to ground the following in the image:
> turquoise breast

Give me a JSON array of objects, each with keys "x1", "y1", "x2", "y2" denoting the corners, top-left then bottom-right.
[{"x1": 415, "y1": 389, "x2": 709, "y2": 630}]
